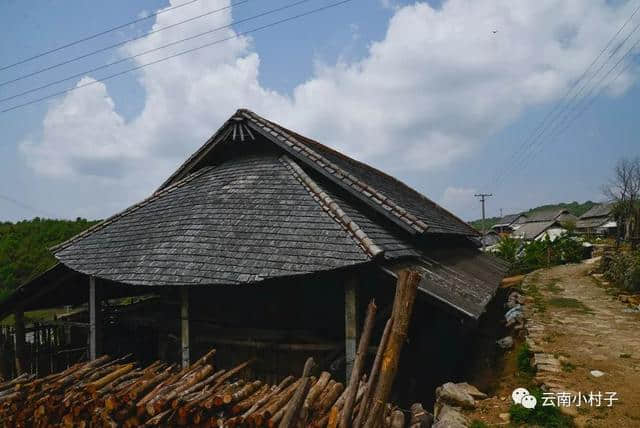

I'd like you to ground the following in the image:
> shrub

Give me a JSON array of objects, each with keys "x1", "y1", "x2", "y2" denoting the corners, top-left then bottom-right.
[
  {"x1": 603, "y1": 251, "x2": 640, "y2": 292},
  {"x1": 509, "y1": 387, "x2": 574, "y2": 427},
  {"x1": 516, "y1": 343, "x2": 535, "y2": 377},
  {"x1": 556, "y1": 236, "x2": 583, "y2": 264},
  {"x1": 497, "y1": 234, "x2": 585, "y2": 275},
  {"x1": 495, "y1": 236, "x2": 520, "y2": 265}
]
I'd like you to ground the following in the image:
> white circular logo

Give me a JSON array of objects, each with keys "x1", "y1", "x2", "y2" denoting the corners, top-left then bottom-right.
[
  {"x1": 521, "y1": 394, "x2": 537, "y2": 409},
  {"x1": 512, "y1": 387, "x2": 530, "y2": 404}
]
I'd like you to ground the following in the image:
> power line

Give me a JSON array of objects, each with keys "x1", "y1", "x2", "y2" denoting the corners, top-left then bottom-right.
[
  {"x1": 514, "y1": 34, "x2": 640, "y2": 177},
  {"x1": 507, "y1": 28, "x2": 640, "y2": 180},
  {"x1": 490, "y1": 3, "x2": 640, "y2": 190},
  {"x1": 0, "y1": 0, "x2": 356, "y2": 115},
  {"x1": 0, "y1": 0, "x2": 205, "y2": 72},
  {"x1": 485, "y1": 1, "x2": 640, "y2": 190},
  {"x1": 0, "y1": 0, "x2": 250, "y2": 88},
  {"x1": 549, "y1": 35, "x2": 640, "y2": 139},
  {"x1": 0, "y1": 0, "x2": 315, "y2": 104},
  {"x1": 0, "y1": 193, "x2": 56, "y2": 217},
  {"x1": 503, "y1": 17, "x2": 640, "y2": 180}
]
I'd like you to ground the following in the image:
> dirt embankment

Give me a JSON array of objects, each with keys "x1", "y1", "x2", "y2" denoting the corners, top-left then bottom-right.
[{"x1": 468, "y1": 261, "x2": 640, "y2": 427}]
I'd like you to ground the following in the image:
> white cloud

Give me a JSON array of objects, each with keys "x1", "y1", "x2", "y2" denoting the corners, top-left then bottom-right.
[{"x1": 20, "y1": 0, "x2": 640, "y2": 219}]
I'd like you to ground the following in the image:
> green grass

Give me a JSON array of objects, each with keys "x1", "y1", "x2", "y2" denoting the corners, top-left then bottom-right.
[
  {"x1": 547, "y1": 297, "x2": 594, "y2": 314},
  {"x1": 523, "y1": 280, "x2": 547, "y2": 313},
  {"x1": 509, "y1": 388, "x2": 575, "y2": 427},
  {"x1": 516, "y1": 343, "x2": 536, "y2": 378},
  {"x1": 469, "y1": 420, "x2": 489, "y2": 428}
]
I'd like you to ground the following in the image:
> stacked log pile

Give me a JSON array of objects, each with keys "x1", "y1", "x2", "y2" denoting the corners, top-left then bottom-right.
[
  {"x1": 0, "y1": 270, "x2": 424, "y2": 427},
  {"x1": 0, "y1": 351, "x2": 391, "y2": 427}
]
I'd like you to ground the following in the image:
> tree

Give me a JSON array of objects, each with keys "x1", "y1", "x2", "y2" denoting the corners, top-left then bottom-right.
[
  {"x1": 603, "y1": 157, "x2": 640, "y2": 249},
  {"x1": 0, "y1": 218, "x2": 99, "y2": 301}
]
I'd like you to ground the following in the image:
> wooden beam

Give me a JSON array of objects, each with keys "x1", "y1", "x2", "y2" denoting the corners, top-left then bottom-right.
[
  {"x1": 344, "y1": 276, "x2": 358, "y2": 381},
  {"x1": 181, "y1": 287, "x2": 190, "y2": 368},
  {"x1": 363, "y1": 268, "x2": 422, "y2": 428},
  {"x1": 0, "y1": 266, "x2": 76, "y2": 321},
  {"x1": 14, "y1": 307, "x2": 25, "y2": 375},
  {"x1": 89, "y1": 276, "x2": 102, "y2": 360}
]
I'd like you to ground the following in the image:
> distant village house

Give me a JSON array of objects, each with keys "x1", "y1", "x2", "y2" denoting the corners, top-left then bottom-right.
[{"x1": 576, "y1": 203, "x2": 617, "y2": 236}]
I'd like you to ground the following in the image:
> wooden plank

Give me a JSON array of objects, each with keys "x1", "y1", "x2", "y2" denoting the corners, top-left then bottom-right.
[
  {"x1": 14, "y1": 308, "x2": 25, "y2": 375},
  {"x1": 89, "y1": 276, "x2": 102, "y2": 360},
  {"x1": 344, "y1": 277, "x2": 358, "y2": 381},
  {"x1": 181, "y1": 287, "x2": 190, "y2": 368}
]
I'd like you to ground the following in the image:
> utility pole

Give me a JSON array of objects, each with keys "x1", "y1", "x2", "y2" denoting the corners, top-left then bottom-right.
[
  {"x1": 474, "y1": 193, "x2": 493, "y2": 250},
  {"x1": 500, "y1": 208, "x2": 503, "y2": 218}
]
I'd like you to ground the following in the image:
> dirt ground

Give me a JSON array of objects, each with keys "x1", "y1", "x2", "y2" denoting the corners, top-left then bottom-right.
[{"x1": 468, "y1": 260, "x2": 640, "y2": 427}]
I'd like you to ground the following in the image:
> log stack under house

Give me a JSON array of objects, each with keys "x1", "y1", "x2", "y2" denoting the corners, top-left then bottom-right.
[{"x1": 0, "y1": 109, "x2": 506, "y2": 411}]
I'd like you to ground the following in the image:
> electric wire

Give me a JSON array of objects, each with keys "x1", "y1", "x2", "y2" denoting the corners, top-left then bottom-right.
[
  {"x1": 0, "y1": 0, "x2": 250, "y2": 88},
  {"x1": 0, "y1": 0, "x2": 206, "y2": 72},
  {"x1": 0, "y1": 193, "x2": 56, "y2": 217},
  {"x1": 0, "y1": 0, "x2": 355, "y2": 114},
  {"x1": 485, "y1": 1, "x2": 640, "y2": 191},
  {"x1": 0, "y1": 0, "x2": 315, "y2": 104}
]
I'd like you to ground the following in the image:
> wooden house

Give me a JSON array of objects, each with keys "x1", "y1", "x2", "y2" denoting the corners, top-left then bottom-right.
[
  {"x1": 523, "y1": 208, "x2": 577, "y2": 224},
  {"x1": 0, "y1": 109, "x2": 506, "y2": 405},
  {"x1": 490, "y1": 213, "x2": 528, "y2": 234},
  {"x1": 576, "y1": 203, "x2": 616, "y2": 236},
  {"x1": 511, "y1": 220, "x2": 567, "y2": 242}
]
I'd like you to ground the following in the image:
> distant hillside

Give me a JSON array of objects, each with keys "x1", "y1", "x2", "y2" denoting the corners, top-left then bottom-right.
[
  {"x1": 0, "y1": 218, "x2": 100, "y2": 301},
  {"x1": 470, "y1": 201, "x2": 598, "y2": 230}
]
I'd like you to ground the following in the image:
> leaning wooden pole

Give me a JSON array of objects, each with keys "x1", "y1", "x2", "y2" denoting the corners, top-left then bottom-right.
[
  {"x1": 362, "y1": 268, "x2": 422, "y2": 428},
  {"x1": 353, "y1": 316, "x2": 393, "y2": 428},
  {"x1": 340, "y1": 299, "x2": 377, "y2": 428},
  {"x1": 279, "y1": 357, "x2": 315, "y2": 428}
]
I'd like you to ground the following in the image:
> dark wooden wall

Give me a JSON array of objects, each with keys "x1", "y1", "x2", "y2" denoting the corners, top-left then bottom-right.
[{"x1": 86, "y1": 266, "x2": 489, "y2": 409}]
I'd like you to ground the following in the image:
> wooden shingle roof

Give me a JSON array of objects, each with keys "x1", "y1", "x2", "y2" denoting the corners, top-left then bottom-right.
[
  {"x1": 50, "y1": 109, "x2": 503, "y2": 318},
  {"x1": 417, "y1": 248, "x2": 508, "y2": 318},
  {"x1": 579, "y1": 203, "x2": 613, "y2": 219},
  {"x1": 160, "y1": 109, "x2": 478, "y2": 237},
  {"x1": 576, "y1": 217, "x2": 609, "y2": 229},
  {"x1": 525, "y1": 208, "x2": 571, "y2": 223},
  {"x1": 54, "y1": 154, "x2": 373, "y2": 286},
  {"x1": 513, "y1": 220, "x2": 563, "y2": 240}
]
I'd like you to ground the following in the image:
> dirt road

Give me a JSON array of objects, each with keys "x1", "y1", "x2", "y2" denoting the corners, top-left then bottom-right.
[{"x1": 524, "y1": 261, "x2": 640, "y2": 427}]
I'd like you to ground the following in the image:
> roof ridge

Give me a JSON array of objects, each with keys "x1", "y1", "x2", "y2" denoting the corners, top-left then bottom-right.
[
  {"x1": 51, "y1": 166, "x2": 214, "y2": 253},
  {"x1": 241, "y1": 110, "x2": 434, "y2": 235},
  {"x1": 156, "y1": 114, "x2": 237, "y2": 192},
  {"x1": 271, "y1": 123, "x2": 478, "y2": 235},
  {"x1": 279, "y1": 155, "x2": 384, "y2": 259}
]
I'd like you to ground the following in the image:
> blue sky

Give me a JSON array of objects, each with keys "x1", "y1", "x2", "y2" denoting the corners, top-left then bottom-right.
[{"x1": 1, "y1": 0, "x2": 639, "y2": 222}]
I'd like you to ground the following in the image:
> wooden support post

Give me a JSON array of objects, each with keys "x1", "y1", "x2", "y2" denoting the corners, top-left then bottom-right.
[
  {"x1": 344, "y1": 277, "x2": 358, "y2": 381},
  {"x1": 363, "y1": 268, "x2": 422, "y2": 428},
  {"x1": 89, "y1": 275, "x2": 103, "y2": 360},
  {"x1": 181, "y1": 287, "x2": 190, "y2": 368},
  {"x1": 14, "y1": 307, "x2": 25, "y2": 375}
]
